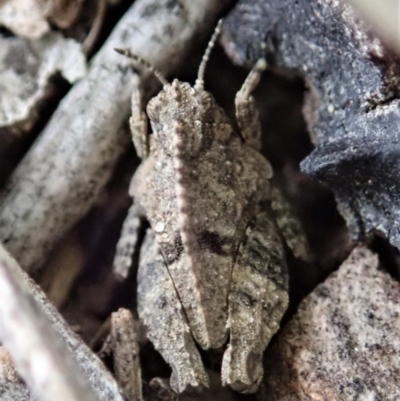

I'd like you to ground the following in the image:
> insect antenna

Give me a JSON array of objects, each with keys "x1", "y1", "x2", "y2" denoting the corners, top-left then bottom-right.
[
  {"x1": 114, "y1": 48, "x2": 169, "y2": 86},
  {"x1": 194, "y1": 19, "x2": 222, "y2": 91}
]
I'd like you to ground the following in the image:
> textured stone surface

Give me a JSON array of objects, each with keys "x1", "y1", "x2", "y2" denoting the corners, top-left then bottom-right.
[
  {"x1": 0, "y1": 32, "x2": 86, "y2": 130},
  {"x1": 0, "y1": 0, "x2": 50, "y2": 39},
  {"x1": 262, "y1": 246, "x2": 400, "y2": 400},
  {"x1": 222, "y1": 0, "x2": 400, "y2": 250}
]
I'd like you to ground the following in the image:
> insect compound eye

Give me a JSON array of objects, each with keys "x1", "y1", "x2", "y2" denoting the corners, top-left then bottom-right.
[
  {"x1": 197, "y1": 91, "x2": 214, "y2": 114},
  {"x1": 146, "y1": 98, "x2": 160, "y2": 122}
]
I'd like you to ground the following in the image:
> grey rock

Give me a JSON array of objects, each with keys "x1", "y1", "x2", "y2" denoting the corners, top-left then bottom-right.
[
  {"x1": 222, "y1": 0, "x2": 400, "y2": 249},
  {"x1": 262, "y1": 246, "x2": 400, "y2": 400}
]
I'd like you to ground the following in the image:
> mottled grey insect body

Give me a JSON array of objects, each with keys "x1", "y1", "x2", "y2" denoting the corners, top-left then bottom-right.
[
  {"x1": 114, "y1": 24, "x2": 291, "y2": 395},
  {"x1": 133, "y1": 77, "x2": 277, "y2": 344}
]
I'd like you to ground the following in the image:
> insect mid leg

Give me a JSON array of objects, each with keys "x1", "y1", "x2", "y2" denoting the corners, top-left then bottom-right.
[
  {"x1": 113, "y1": 203, "x2": 145, "y2": 279},
  {"x1": 270, "y1": 185, "x2": 313, "y2": 262}
]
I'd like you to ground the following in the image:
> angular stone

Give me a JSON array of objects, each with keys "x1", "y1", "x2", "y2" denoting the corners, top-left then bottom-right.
[
  {"x1": 263, "y1": 246, "x2": 400, "y2": 400},
  {"x1": 221, "y1": 0, "x2": 400, "y2": 251}
]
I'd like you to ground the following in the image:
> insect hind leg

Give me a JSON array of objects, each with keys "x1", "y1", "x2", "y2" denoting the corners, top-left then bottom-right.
[{"x1": 222, "y1": 209, "x2": 288, "y2": 393}]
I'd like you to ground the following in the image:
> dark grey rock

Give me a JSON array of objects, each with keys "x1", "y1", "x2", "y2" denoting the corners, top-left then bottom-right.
[{"x1": 222, "y1": 0, "x2": 400, "y2": 249}]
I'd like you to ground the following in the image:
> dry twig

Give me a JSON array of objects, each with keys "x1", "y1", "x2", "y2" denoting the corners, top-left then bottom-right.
[{"x1": 0, "y1": 242, "x2": 126, "y2": 401}]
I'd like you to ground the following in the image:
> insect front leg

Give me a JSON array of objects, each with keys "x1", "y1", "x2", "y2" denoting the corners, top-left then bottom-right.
[
  {"x1": 137, "y1": 229, "x2": 209, "y2": 394},
  {"x1": 235, "y1": 58, "x2": 267, "y2": 151},
  {"x1": 130, "y1": 74, "x2": 149, "y2": 159},
  {"x1": 221, "y1": 208, "x2": 289, "y2": 393}
]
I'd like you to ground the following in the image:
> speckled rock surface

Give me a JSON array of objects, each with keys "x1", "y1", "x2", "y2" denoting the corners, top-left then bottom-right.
[
  {"x1": 261, "y1": 246, "x2": 400, "y2": 400},
  {"x1": 222, "y1": 0, "x2": 400, "y2": 250},
  {"x1": 0, "y1": 32, "x2": 86, "y2": 131}
]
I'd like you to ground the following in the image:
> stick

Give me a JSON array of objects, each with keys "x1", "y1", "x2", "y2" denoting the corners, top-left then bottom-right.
[{"x1": 0, "y1": 242, "x2": 126, "y2": 401}]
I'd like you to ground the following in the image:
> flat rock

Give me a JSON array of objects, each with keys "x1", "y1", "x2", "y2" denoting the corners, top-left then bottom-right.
[
  {"x1": 222, "y1": 0, "x2": 400, "y2": 250},
  {"x1": 262, "y1": 246, "x2": 400, "y2": 400}
]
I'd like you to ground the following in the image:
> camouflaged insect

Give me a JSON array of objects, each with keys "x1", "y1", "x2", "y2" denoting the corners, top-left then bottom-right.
[{"x1": 113, "y1": 22, "x2": 301, "y2": 395}]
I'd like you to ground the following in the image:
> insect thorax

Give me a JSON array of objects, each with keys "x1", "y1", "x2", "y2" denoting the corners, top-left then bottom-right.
[{"x1": 146, "y1": 80, "x2": 233, "y2": 158}]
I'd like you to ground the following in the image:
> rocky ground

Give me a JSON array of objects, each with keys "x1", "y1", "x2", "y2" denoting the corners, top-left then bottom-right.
[{"x1": 0, "y1": 0, "x2": 400, "y2": 400}]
